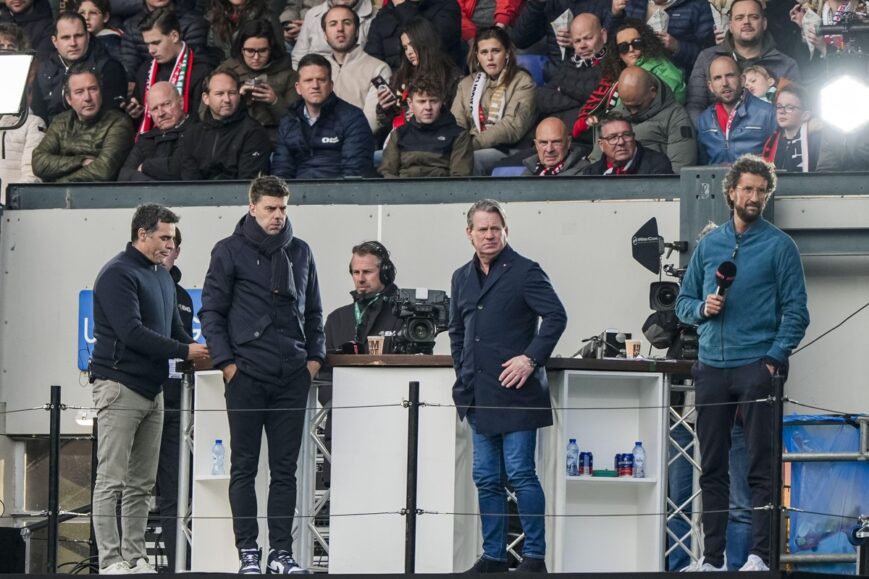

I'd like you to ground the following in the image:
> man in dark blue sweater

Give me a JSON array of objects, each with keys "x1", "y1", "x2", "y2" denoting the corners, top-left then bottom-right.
[{"x1": 90, "y1": 204, "x2": 209, "y2": 574}]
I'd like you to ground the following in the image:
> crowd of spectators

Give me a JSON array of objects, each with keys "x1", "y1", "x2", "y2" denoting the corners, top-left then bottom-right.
[{"x1": 0, "y1": 0, "x2": 867, "y2": 195}]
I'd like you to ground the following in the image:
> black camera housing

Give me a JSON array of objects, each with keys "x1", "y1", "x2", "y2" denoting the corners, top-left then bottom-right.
[
  {"x1": 649, "y1": 281, "x2": 681, "y2": 312},
  {"x1": 391, "y1": 288, "x2": 450, "y2": 355}
]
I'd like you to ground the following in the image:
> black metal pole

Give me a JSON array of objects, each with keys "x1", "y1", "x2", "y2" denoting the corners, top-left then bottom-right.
[
  {"x1": 47, "y1": 385, "x2": 61, "y2": 573},
  {"x1": 404, "y1": 381, "x2": 420, "y2": 574},
  {"x1": 769, "y1": 373, "x2": 785, "y2": 571}
]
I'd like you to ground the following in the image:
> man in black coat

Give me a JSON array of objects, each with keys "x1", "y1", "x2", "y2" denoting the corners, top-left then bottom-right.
[
  {"x1": 179, "y1": 69, "x2": 271, "y2": 180},
  {"x1": 32, "y1": 12, "x2": 127, "y2": 123},
  {"x1": 582, "y1": 115, "x2": 674, "y2": 175},
  {"x1": 119, "y1": 81, "x2": 193, "y2": 181},
  {"x1": 199, "y1": 176, "x2": 325, "y2": 575},
  {"x1": 449, "y1": 199, "x2": 567, "y2": 574},
  {"x1": 536, "y1": 13, "x2": 607, "y2": 128},
  {"x1": 90, "y1": 204, "x2": 208, "y2": 574},
  {"x1": 0, "y1": 0, "x2": 53, "y2": 60}
]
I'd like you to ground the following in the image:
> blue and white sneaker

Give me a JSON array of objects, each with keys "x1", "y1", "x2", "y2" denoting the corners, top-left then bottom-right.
[
  {"x1": 238, "y1": 548, "x2": 262, "y2": 574},
  {"x1": 266, "y1": 550, "x2": 311, "y2": 574}
]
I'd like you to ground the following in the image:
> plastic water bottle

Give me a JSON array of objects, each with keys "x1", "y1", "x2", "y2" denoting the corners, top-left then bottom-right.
[
  {"x1": 566, "y1": 439, "x2": 579, "y2": 476},
  {"x1": 632, "y1": 441, "x2": 646, "y2": 478},
  {"x1": 212, "y1": 439, "x2": 226, "y2": 475}
]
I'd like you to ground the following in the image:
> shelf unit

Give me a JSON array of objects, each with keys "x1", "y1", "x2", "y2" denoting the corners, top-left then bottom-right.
[{"x1": 543, "y1": 370, "x2": 667, "y2": 573}]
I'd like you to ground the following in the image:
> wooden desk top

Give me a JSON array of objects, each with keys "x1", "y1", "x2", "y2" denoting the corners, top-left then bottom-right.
[{"x1": 326, "y1": 354, "x2": 693, "y2": 374}]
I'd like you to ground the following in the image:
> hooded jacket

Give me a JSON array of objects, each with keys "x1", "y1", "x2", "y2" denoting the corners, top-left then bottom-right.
[
  {"x1": 379, "y1": 111, "x2": 474, "y2": 177},
  {"x1": 291, "y1": 0, "x2": 377, "y2": 68},
  {"x1": 697, "y1": 90, "x2": 776, "y2": 165},
  {"x1": 92, "y1": 243, "x2": 193, "y2": 399},
  {"x1": 272, "y1": 93, "x2": 374, "y2": 179},
  {"x1": 200, "y1": 214, "x2": 326, "y2": 385},
  {"x1": 608, "y1": 76, "x2": 696, "y2": 171},
  {"x1": 686, "y1": 32, "x2": 801, "y2": 123},
  {"x1": 179, "y1": 106, "x2": 271, "y2": 180},
  {"x1": 32, "y1": 38, "x2": 128, "y2": 124},
  {"x1": 0, "y1": 0, "x2": 53, "y2": 60},
  {"x1": 452, "y1": 69, "x2": 537, "y2": 151},
  {"x1": 32, "y1": 108, "x2": 135, "y2": 183}
]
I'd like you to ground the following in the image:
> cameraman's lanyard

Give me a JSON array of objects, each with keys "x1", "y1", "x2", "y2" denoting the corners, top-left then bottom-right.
[{"x1": 354, "y1": 294, "x2": 381, "y2": 341}]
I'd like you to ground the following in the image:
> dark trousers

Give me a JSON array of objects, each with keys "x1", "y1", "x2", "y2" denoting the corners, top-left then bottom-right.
[
  {"x1": 225, "y1": 368, "x2": 310, "y2": 553},
  {"x1": 693, "y1": 360, "x2": 775, "y2": 567}
]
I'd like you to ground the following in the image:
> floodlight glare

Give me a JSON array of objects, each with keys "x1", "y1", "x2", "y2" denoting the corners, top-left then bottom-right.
[
  {"x1": 820, "y1": 75, "x2": 869, "y2": 132},
  {"x1": 0, "y1": 53, "x2": 34, "y2": 116}
]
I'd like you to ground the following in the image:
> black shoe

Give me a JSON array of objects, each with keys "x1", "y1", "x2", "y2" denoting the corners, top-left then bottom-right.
[
  {"x1": 515, "y1": 557, "x2": 548, "y2": 573},
  {"x1": 266, "y1": 550, "x2": 311, "y2": 574},
  {"x1": 238, "y1": 548, "x2": 262, "y2": 574},
  {"x1": 464, "y1": 556, "x2": 509, "y2": 573}
]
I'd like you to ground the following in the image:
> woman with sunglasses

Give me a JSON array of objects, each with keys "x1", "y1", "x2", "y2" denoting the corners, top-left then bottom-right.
[
  {"x1": 451, "y1": 26, "x2": 536, "y2": 175},
  {"x1": 572, "y1": 20, "x2": 685, "y2": 139},
  {"x1": 213, "y1": 18, "x2": 298, "y2": 142}
]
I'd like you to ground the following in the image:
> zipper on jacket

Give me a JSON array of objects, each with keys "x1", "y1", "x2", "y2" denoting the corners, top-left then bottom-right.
[{"x1": 722, "y1": 231, "x2": 743, "y2": 360}]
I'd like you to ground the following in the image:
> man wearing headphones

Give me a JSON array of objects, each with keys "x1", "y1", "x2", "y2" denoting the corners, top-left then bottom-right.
[{"x1": 324, "y1": 241, "x2": 401, "y2": 353}]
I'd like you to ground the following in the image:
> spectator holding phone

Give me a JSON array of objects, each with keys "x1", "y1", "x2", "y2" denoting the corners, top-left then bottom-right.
[
  {"x1": 324, "y1": 4, "x2": 390, "y2": 132},
  {"x1": 214, "y1": 18, "x2": 299, "y2": 143}
]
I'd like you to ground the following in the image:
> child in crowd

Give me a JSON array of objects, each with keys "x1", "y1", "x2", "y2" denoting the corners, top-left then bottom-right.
[{"x1": 742, "y1": 65, "x2": 777, "y2": 103}]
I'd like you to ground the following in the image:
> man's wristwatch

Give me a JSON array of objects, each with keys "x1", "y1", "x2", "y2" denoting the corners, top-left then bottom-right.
[{"x1": 526, "y1": 356, "x2": 538, "y2": 369}]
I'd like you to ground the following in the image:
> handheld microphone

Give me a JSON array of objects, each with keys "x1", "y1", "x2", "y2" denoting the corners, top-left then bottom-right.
[{"x1": 715, "y1": 261, "x2": 737, "y2": 296}]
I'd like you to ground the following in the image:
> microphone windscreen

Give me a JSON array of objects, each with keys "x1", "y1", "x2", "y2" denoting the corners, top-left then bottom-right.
[{"x1": 716, "y1": 261, "x2": 737, "y2": 289}]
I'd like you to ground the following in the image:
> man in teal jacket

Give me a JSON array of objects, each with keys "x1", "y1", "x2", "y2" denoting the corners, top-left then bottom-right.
[{"x1": 676, "y1": 154, "x2": 809, "y2": 572}]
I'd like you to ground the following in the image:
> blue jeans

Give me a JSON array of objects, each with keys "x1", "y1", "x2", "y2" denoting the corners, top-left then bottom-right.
[
  {"x1": 467, "y1": 411, "x2": 546, "y2": 561},
  {"x1": 727, "y1": 421, "x2": 752, "y2": 570}
]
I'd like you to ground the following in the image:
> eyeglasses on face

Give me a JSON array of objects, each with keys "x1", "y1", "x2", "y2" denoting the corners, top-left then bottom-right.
[
  {"x1": 616, "y1": 38, "x2": 644, "y2": 54},
  {"x1": 734, "y1": 185, "x2": 768, "y2": 197},
  {"x1": 242, "y1": 47, "x2": 270, "y2": 56},
  {"x1": 599, "y1": 131, "x2": 635, "y2": 144},
  {"x1": 775, "y1": 104, "x2": 802, "y2": 113}
]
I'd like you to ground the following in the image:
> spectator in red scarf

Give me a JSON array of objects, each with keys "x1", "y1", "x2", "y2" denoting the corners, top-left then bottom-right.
[
  {"x1": 582, "y1": 114, "x2": 673, "y2": 174},
  {"x1": 762, "y1": 84, "x2": 822, "y2": 173}
]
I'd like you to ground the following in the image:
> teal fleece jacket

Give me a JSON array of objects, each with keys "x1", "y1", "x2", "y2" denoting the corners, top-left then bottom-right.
[{"x1": 676, "y1": 218, "x2": 809, "y2": 368}]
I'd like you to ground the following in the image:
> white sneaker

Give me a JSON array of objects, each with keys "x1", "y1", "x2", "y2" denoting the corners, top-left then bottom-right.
[
  {"x1": 680, "y1": 557, "x2": 727, "y2": 572},
  {"x1": 739, "y1": 554, "x2": 769, "y2": 571},
  {"x1": 128, "y1": 559, "x2": 156, "y2": 574},
  {"x1": 101, "y1": 561, "x2": 132, "y2": 575}
]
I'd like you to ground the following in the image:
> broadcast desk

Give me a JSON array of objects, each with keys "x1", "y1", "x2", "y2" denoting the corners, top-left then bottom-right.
[{"x1": 326, "y1": 355, "x2": 692, "y2": 573}]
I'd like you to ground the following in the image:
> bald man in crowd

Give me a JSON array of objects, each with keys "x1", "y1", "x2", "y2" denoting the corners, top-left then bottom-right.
[
  {"x1": 522, "y1": 117, "x2": 589, "y2": 176},
  {"x1": 119, "y1": 82, "x2": 194, "y2": 181},
  {"x1": 600, "y1": 66, "x2": 695, "y2": 171}
]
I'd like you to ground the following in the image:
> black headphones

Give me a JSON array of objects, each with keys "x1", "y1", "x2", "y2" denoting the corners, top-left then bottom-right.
[{"x1": 350, "y1": 241, "x2": 396, "y2": 287}]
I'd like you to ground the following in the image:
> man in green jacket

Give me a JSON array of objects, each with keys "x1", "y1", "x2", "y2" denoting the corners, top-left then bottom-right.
[{"x1": 33, "y1": 63, "x2": 135, "y2": 183}]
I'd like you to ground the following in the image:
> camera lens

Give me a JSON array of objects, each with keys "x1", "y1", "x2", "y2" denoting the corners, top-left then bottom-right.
[{"x1": 408, "y1": 318, "x2": 435, "y2": 342}]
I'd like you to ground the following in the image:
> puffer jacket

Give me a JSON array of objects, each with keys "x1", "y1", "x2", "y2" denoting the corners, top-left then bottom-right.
[
  {"x1": 452, "y1": 69, "x2": 537, "y2": 150},
  {"x1": 32, "y1": 38, "x2": 128, "y2": 124},
  {"x1": 291, "y1": 0, "x2": 376, "y2": 68},
  {"x1": 616, "y1": 0, "x2": 715, "y2": 73},
  {"x1": 608, "y1": 76, "x2": 696, "y2": 171},
  {"x1": 697, "y1": 90, "x2": 776, "y2": 165},
  {"x1": 458, "y1": 0, "x2": 524, "y2": 40},
  {"x1": 32, "y1": 109, "x2": 135, "y2": 183},
  {"x1": 215, "y1": 54, "x2": 299, "y2": 140},
  {"x1": 179, "y1": 106, "x2": 272, "y2": 180},
  {"x1": 687, "y1": 32, "x2": 801, "y2": 123},
  {"x1": 537, "y1": 56, "x2": 604, "y2": 116},
  {"x1": 272, "y1": 93, "x2": 374, "y2": 179},
  {"x1": 379, "y1": 111, "x2": 474, "y2": 177},
  {"x1": 121, "y1": 7, "x2": 210, "y2": 77},
  {"x1": 0, "y1": 113, "x2": 45, "y2": 195}
]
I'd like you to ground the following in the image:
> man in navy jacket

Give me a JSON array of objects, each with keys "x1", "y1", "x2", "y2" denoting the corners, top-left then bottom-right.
[
  {"x1": 271, "y1": 53, "x2": 374, "y2": 179},
  {"x1": 676, "y1": 155, "x2": 809, "y2": 571},
  {"x1": 449, "y1": 199, "x2": 567, "y2": 574},
  {"x1": 200, "y1": 176, "x2": 325, "y2": 575},
  {"x1": 90, "y1": 204, "x2": 208, "y2": 574}
]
